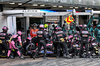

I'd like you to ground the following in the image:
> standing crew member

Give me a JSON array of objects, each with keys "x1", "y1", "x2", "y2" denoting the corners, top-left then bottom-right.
[
  {"x1": 79, "y1": 24, "x2": 90, "y2": 58},
  {"x1": 30, "y1": 23, "x2": 39, "y2": 47},
  {"x1": 7, "y1": 31, "x2": 24, "y2": 59},
  {"x1": 36, "y1": 24, "x2": 47, "y2": 59},
  {"x1": 30, "y1": 23, "x2": 38, "y2": 38},
  {"x1": 0, "y1": 26, "x2": 9, "y2": 56},
  {"x1": 54, "y1": 26, "x2": 71, "y2": 58},
  {"x1": 95, "y1": 24, "x2": 100, "y2": 45}
]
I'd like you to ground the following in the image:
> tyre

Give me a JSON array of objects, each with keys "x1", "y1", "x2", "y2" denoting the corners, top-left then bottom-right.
[
  {"x1": 26, "y1": 43, "x2": 35, "y2": 54},
  {"x1": 0, "y1": 49, "x2": 7, "y2": 58}
]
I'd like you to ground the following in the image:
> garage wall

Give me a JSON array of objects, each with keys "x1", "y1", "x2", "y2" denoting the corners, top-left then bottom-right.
[
  {"x1": 0, "y1": 12, "x2": 17, "y2": 35},
  {"x1": 0, "y1": 12, "x2": 8, "y2": 32},
  {"x1": 7, "y1": 16, "x2": 16, "y2": 35}
]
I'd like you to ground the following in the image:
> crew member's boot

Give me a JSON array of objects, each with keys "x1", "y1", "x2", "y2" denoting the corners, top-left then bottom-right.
[
  {"x1": 63, "y1": 54, "x2": 71, "y2": 59},
  {"x1": 19, "y1": 56, "x2": 25, "y2": 59}
]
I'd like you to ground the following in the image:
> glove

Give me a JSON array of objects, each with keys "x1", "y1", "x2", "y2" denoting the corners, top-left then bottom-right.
[
  {"x1": 89, "y1": 36, "x2": 91, "y2": 39},
  {"x1": 20, "y1": 43, "x2": 22, "y2": 47},
  {"x1": 60, "y1": 38, "x2": 65, "y2": 42},
  {"x1": 8, "y1": 37, "x2": 12, "y2": 43},
  {"x1": 65, "y1": 37, "x2": 67, "y2": 40},
  {"x1": 94, "y1": 36, "x2": 96, "y2": 39},
  {"x1": 0, "y1": 40, "x2": 2, "y2": 44}
]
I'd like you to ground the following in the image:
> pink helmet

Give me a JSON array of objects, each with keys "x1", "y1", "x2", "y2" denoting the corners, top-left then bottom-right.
[
  {"x1": 68, "y1": 35, "x2": 73, "y2": 39},
  {"x1": 79, "y1": 25, "x2": 82, "y2": 27},
  {"x1": 27, "y1": 37, "x2": 32, "y2": 41},
  {"x1": 17, "y1": 31, "x2": 22, "y2": 35},
  {"x1": 2, "y1": 26, "x2": 8, "y2": 30},
  {"x1": 44, "y1": 29, "x2": 47, "y2": 31},
  {"x1": 56, "y1": 27, "x2": 61, "y2": 30},
  {"x1": 39, "y1": 24, "x2": 44, "y2": 28},
  {"x1": 58, "y1": 27, "x2": 62, "y2": 30},
  {"x1": 92, "y1": 37, "x2": 95, "y2": 41},
  {"x1": 55, "y1": 27, "x2": 58, "y2": 30},
  {"x1": 83, "y1": 24, "x2": 87, "y2": 27},
  {"x1": 76, "y1": 31, "x2": 79, "y2": 34}
]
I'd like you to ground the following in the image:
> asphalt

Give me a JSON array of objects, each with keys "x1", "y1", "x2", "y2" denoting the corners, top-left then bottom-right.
[{"x1": 0, "y1": 57, "x2": 100, "y2": 66}]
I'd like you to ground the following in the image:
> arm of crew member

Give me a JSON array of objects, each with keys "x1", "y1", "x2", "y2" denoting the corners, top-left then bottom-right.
[
  {"x1": 63, "y1": 34, "x2": 67, "y2": 40},
  {"x1": 30, "y1": 30, "x2": 33, "y2": 38},
  {"x1": 18, "y1": 36, "x2": 22, "y2": 46}
]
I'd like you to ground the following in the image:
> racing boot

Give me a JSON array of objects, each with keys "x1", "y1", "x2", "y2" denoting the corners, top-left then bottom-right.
[
  {"x1": 10, "y1": 55, "x2": 14, "y2": 59},
  {"x1": 86, "y1": 54, "x2": 90, "y2": 58},
  {"x1": 35, "y1": 52, "x2": 40, "y2": 58},
  {"x1": 63, "y1": 54, "x2": 71, "y2": 59},
  {"x1": 43, "y1": 52, "x2": 48, "y2": 59},
  {"x1": 36, "y1": 55, "x2": 40, "y2": 58},
  {"x1": 33, "y1": 56, "x2": 35, "y2": 59},
  {"x1": 35, "y1": 49, "x2": 40, "y2": 58},
  {"x1": 7, "y1": 57, "x2": 10, "y2": 59},
  {"x1": 56, "y1": 55, "x2": 60, "y2": 58},
  {"x1": 43, "y1": 57, "x2": 48, "y2": 59},
  {"x1": 7, "y1": 56, "x2": 14, "y2": 59},
  {"x1": 32, "y1": 54, "x2": 35, "y2": 59},
  {"x1": 79, "y1": 55, "x2": 83, "y2": 58},
  {"x1": 19, "y1": 56, "x2": 25, "y2": 59}
]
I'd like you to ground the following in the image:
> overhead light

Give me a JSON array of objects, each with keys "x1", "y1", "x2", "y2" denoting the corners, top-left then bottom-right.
[
  {"x1": 53, "y1": 5, "x2": 57, "y2": 7},
  {"x1": 75, "y1": 7, "x2": 78, "y2": 9},
  {"x1": 29, "y1": 15, "x2": 33, "y2": 16},
  {"x1": 18, "y1": 3, "x2": 22, "y2": 5},
  {"x1": 85, "y1": 7, "x2": 87, "y2": 9},
  {"x1": 40, "y1": 4, "x2": 45, "y2": 7},
  {"x1": 88, "y1": 8, "x2": 91, "y2": 9},
  {"x1": 70, "y1": 7, "x2": 73, "y2": 8},
  {"x1": 32, "y1": 4, "x2": 38, "y2": 6},
  {"x1": 9, "y1": 2, "x2": 15, "y2": 4},
  {"x1": 58, "y1": 6, "x2": 63, "y2": 8}
]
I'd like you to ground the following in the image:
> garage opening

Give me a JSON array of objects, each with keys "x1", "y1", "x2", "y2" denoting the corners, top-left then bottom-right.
[
  {"x1": 29, "y1": 17, "x2": 43, "y2": 26},
  {"x1": 16, "y1": 17, "x2": 27, "y2": 40}
]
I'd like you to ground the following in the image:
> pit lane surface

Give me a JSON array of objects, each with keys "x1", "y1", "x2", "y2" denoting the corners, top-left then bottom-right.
[{"x1": 0, "y1": 57, "x2": 100, "y2": 66}]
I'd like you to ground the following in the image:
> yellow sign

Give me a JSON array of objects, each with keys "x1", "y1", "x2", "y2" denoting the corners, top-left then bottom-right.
[{"x1": 65, "y1": 15, "x2": 74, "y2": 24}]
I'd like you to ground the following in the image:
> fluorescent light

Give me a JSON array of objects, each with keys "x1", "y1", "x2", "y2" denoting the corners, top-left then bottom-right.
[
  {"x1": 9, "y1": 2, "x2": 15, "y2": 4},
  {"x1": 40, "y1": 4, "x2": 45, "y2": 6},
  {"x1": 85, "y1": 7, "x2": 87, "y2": 9},
  {"x1": 32, "y1": 4, "x2": 38, "y2": 6},
  {"x1": 70, "y1": 7, "x2": 73, "y2": 8},
  {"x1": 75, "y1": 7, "x2": 78, "y2": 9},
  {"x1": 88, "y1": 8, "x2": 91, "y2": 9},
  {"x1": 53, "y1": 5, "x2": 57, "y2": 7},
  {"x1": 29, "y1": 15, "x2": 33, "y2": 16},
  {"x1": 58, "y1": 6, "x2": 63, "y2": 8},
  {"x1": 18, "y1": 3, "x2": 22, "y2": 5}
]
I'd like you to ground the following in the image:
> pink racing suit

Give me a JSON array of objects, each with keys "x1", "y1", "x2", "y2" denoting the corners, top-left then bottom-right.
[{"x1": 7, "y1": 35, "x2": 22, "y2": 57}]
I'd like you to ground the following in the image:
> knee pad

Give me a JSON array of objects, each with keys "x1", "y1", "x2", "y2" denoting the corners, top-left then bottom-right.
[{"x1": 15, "y1": 49, "x2": 18, "y2": 52}]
